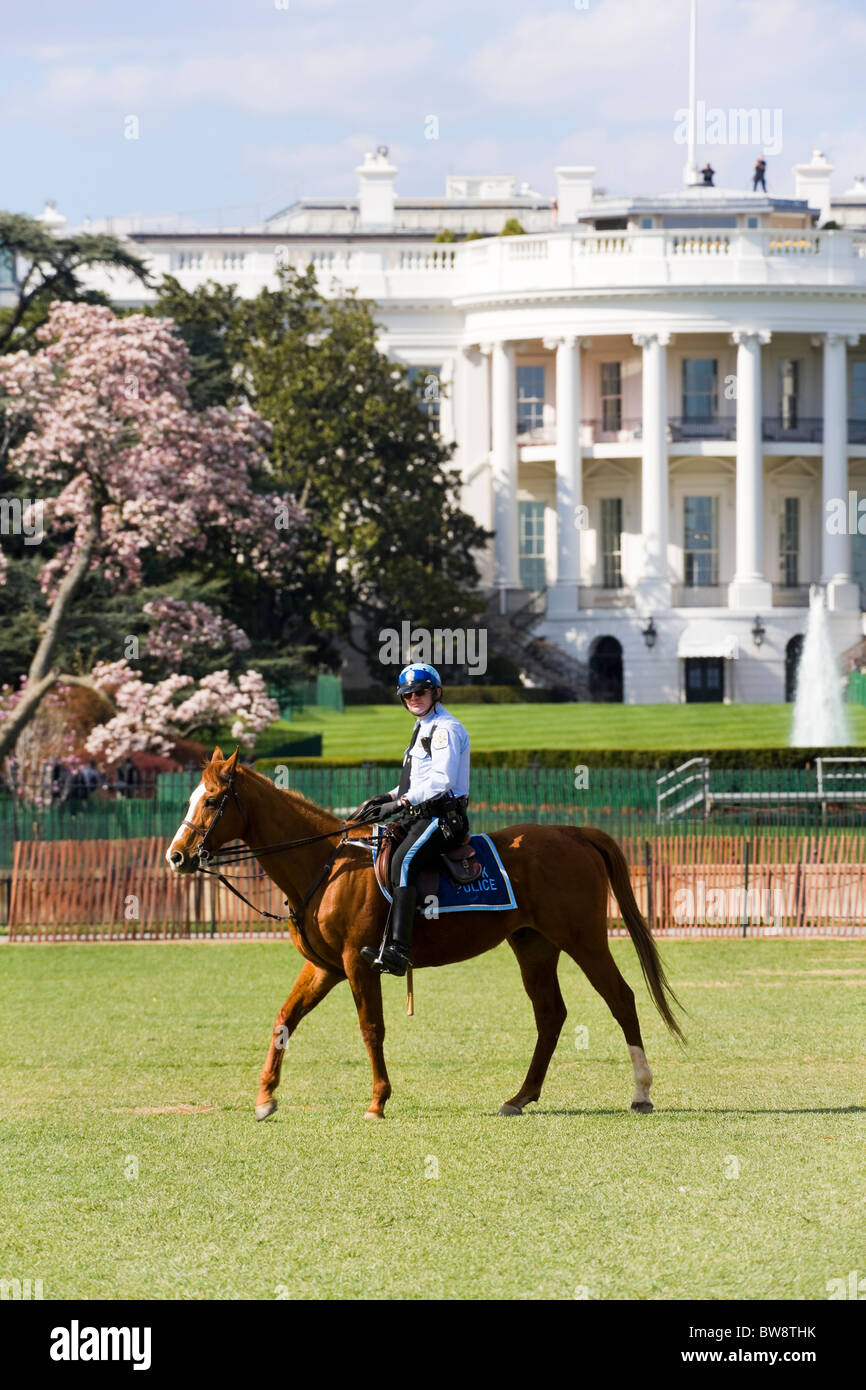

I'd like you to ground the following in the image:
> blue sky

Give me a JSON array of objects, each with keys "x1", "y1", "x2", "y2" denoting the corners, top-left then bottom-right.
[{"x1": 3, "y1": 0, "x2": 864, "y2": 228}]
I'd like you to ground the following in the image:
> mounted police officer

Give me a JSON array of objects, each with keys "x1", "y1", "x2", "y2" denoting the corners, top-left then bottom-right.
[{"x1": 355, "y1": 662, "x2": 470, "y2": 977}]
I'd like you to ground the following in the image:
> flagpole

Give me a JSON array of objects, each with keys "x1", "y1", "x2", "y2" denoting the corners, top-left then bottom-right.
[{"x1": 683, "y1": 0, "x2": 699, "y2": 186}]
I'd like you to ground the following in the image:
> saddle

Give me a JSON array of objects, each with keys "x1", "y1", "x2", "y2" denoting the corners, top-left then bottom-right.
[{"x1": 373, "y1": 821, "x2": 483, "y2": 900}]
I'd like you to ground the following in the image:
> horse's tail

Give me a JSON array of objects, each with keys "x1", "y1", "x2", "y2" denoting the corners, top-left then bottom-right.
[{"x1": 576, "y1": 826, "x2": 686, "y2": 1044}]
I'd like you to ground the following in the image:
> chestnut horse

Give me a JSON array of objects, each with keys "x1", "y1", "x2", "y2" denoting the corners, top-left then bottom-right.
[{"x1": 166, "y1": 749, "x2": 684, "y2": 1121}]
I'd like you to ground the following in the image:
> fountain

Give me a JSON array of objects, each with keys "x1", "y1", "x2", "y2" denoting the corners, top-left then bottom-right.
[{"x1": 791, "y1": 588, "x2": 851, "y2": 746}]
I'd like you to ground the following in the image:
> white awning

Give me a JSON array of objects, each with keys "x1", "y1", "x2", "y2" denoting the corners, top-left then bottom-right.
[{"x1": 677, "y1": 626, "x2": 739, "y2": 660}]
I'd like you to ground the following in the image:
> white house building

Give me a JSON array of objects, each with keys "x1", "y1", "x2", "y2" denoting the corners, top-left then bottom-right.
[{"x1": 41, "y1": 145, "x2": 866, "y2": 703}]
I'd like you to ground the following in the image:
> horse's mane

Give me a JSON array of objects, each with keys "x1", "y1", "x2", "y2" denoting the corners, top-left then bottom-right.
[{"x1": 235, "y1": 762, "x2": 340, "y2": 828}]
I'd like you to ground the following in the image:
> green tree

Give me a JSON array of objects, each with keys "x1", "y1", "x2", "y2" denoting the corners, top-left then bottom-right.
[
  {"x1": 499, "y1": 218, "x2": 526, "y2": 236},
  {"x1": 231, "y1": 266, "x2": 491, "y2": 680},
  {"x1": 0, "y1": 212, "x2": 150, "y2": 355},
  {"x1": 147, "y1": 276, "x2": 241, "y2": 409}
]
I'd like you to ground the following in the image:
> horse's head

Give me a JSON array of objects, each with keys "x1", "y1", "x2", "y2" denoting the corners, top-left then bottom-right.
[{"x1": 165, "y1": 747, "x2": 246, "y2": 873}]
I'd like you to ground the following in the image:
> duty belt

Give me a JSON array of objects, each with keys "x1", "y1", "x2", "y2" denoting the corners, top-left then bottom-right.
[{"x1": 409, "y1": 793, "x2": 469, "y2": 819}]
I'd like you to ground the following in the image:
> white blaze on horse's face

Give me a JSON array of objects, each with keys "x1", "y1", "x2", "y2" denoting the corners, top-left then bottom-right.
[{"x1": 166, "y1": 783, "x2": 208, "y2": 871}]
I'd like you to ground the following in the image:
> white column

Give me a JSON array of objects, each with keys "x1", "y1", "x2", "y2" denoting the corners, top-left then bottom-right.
[
  {"x1": 821, "y1": 332, "x2": 860, "y2": 610},
  {"x1": 438, "y1": 355, "x2": 455, "y2": 445},
  {"x1": 488, "y1": 340, "x2": 519, "y2": 598},
  {"x1": 633, "y1": 332, "x2": 672, "y2": 612},
  {"x1": 544, "y1": 334, "x2": 584, "y2": 617},
  {"x1": 728, "y1": 330, "x2": 773, "y2": 609}
]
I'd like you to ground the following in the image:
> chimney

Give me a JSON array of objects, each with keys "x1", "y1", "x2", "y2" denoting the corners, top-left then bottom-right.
[
  {"x1": 554, "y1": 167, "x2": 596, "y2": 224},
  {"x1": 355, "y1": 146, "x2": 398, "y2": 228},
  {"x1": 37, "y1": 198, "x2": 67, "y2": 231},
  {"x1": 792, "y1": 150, "x2": 834, "y2": 226}
]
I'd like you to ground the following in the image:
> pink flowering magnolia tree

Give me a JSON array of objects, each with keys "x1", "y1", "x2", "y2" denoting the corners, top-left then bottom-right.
[
  {"x1": 142, "y1": 598, "x2": 251, "y2": 666},
  {"x1": 0, "y1": 301, "x2": 302, "y2": 763},
  {"x1": 84, "y1": 661, "x2": 278, "y2": 761}
]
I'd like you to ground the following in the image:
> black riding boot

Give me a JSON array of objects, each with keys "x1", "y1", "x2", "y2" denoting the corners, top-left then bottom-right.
[{"x1": 359, "y1": 885, "x2": 417, "y2": 976}]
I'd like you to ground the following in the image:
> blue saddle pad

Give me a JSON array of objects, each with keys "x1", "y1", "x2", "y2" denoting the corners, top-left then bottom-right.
[{"x1": 373, "y1": 831, "x2": 516, "y2": 914}]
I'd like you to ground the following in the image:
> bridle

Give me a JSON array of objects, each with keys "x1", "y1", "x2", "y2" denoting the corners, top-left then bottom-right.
[
  {"x1": 178, "y1": 766, "x2": 370, "y2": 963},
  {"x1": 181, "y1": 768, "x2": 246, "y2": 863}
]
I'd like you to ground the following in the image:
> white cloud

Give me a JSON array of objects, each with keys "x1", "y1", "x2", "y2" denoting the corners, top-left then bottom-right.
[{"x1": 12, "y1": 36, "x2": 437, "y2": 121}]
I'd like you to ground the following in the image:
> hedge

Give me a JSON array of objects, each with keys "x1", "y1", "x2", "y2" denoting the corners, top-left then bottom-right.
[
  {"x1": 249, "y1": 746, "x2": 861, "y2": 773},
  {"x1": 343, "y1": 685, "x2": 561, "y2": 705}
]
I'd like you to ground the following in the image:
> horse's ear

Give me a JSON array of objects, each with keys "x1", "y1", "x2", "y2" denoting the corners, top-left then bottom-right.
[
  {"x1": 211, "y1": 747, "x2": 224, "y2": 763},
  {"x1": 219, "y1": 748, "x2": 240, "y2": 782}
]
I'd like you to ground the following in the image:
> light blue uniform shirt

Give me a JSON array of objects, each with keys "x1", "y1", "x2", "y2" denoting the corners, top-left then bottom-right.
[{"x1": 388, "y1": 701, "x2": 470, "y2": 807}]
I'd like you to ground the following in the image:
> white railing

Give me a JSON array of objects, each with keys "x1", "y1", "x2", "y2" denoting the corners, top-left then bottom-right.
[
  {"x1": 668, "y1": 234, "x2": 730, "y2": 256},
  {"x1": 86, "y1": 226, "x2": 866, "y2": 304},
  {"x1": 765, "y1": 232, "x2": 822, "y2": 255},
  {"x1": 395, "y1": 247, "x2": 457, "y2": 271},
  {"x1": 573, "y1": 234, "x2": 631, "y2": 255},
  {"x1": 506, "y1": 237, "x2": 549, "y2": 260}
]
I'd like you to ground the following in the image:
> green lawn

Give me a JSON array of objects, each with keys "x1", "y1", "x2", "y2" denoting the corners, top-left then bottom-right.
[
  {"x1": 1, "y1": 939, "x2": 863, "y2": 1300},
  {"x1": 262, "y1": 703, "x2": 866, "y2": 757}
]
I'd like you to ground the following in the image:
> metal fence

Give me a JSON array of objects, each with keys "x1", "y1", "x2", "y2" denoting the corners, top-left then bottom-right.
[
  {"x1": 4, "y1": 764, "x2": 866, "y2": 875},
  {"x1": 7, "y1": 832, "x2": 866, "y2": 939}
]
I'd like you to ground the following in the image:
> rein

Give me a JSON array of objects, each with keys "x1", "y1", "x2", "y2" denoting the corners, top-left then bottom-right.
[{"x1": 181, "y1": 769, "x2": 371, "y2": 963}]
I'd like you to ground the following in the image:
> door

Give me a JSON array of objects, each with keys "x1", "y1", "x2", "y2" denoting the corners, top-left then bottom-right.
[{"x1": 685, "y1": 657, "x2": 724, "y2": 702}]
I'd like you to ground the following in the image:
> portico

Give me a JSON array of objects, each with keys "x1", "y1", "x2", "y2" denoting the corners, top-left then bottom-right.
[{"x1": 476, "y1": 325, "x2": 862, "y2": 622}]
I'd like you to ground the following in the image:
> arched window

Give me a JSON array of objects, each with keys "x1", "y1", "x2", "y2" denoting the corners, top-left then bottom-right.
[{"x1": 589, "y1": 636, "x2": 623, "y2": 703}]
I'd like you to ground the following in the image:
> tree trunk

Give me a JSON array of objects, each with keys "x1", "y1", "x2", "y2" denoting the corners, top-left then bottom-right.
[{"x1": 0, "y1": 512, "x2": 100, "y2": 762}]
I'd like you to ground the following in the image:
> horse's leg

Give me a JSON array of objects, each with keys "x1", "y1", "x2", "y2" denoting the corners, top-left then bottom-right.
[
  {"x1": 560, "y1": 930, "x2": 654, "y2": 1113},
  {"x1": 499, "y1": 928, "x2": 567, "y2": 1116},
  {"x1": 344, "y1": 958, "x2": 391, "y2": 1120},
  {"x1": 255, "y1": 961, "x2": 343, "y2": 1120}
]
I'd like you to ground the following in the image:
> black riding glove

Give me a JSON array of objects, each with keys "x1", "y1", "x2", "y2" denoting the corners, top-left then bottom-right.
[
  {"x1": 375, "y1": 799, "x2": 407, "y2": 820},
  {"x1": 348, "y1": 794, "x2": 391, "y2": 822}
]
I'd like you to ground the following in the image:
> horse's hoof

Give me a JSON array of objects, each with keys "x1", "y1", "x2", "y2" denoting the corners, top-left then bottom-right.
[
  {"x1": 498, "y1": 1103, "x2": 524, "y2": 1116},
  {"x1": 255, "y1": 1100, "x2": 278, "y2": 1121},
  {"x1": 363, "y1": 1110, "x2": 385, "y2": 1121},
  {"x1": 631, "y1": 1100, "x2": 654, "y2": 1114}
]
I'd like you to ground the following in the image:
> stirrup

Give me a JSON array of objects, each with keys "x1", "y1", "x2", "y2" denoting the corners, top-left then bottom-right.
[{"x1": 359, "y1": 943, "x2": 410, "y2": 976}]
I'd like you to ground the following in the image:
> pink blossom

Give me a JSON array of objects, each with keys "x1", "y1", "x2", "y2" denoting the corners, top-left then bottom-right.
[
  {"x1": 85, "y1": 660, "x2": 278, "y2": 761},
  {"x1": 143, "y1": 598, "x2": 250, "y2": 665}
]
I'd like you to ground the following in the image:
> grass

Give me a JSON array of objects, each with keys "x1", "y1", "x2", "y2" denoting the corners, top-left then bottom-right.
[
  {"x1": 1, "y1": 939, "x2": 863, "y2": 1300},
  {"x1": 264, "y1": 703, "x2": 866, "y2": 757}
]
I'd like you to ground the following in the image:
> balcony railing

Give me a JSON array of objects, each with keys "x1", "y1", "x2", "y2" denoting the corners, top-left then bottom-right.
[
  {"x1": 516, "y1": 424, "x2": 557, "y2": 445},
  {"x1": 584, "y1": 418, "x2": 643, "y2": 443},
  {"x1": 668, "y1": 416, "x2": 737, "y2": 442},
  {"x1": 762, "y1": 417, "x2": 823, "y2": 443},
  {"x1": 514, "y1": 417, "x2": 866, "y2": 449}
]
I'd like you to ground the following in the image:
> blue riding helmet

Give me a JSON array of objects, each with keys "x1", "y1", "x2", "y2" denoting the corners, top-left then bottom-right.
[{"x1": 397, "y1": 662, "x2": 442, "y2": 702}]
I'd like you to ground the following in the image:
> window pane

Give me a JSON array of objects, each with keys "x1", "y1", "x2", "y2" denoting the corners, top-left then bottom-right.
[
  {"x1": 600, "y1": 497, "x2": 623, "y2": 588},
  {"x1": 518, "y1": 501, "x2": 546, "y2": 589},
  {"x1": 517, "y1": 366, "x2": 545, "y2": 433},
  {"x1": 682, "y1": 358, "x2": 718, "y2": 422},
  {"x1": 683, "y1": 496, "x2": 718, "y2": 585},
  {"x1": 779, "y1": 496, "x2": 799, "y2": 586},
  {"x1": 851, "y1": 362, "x2": 866, "y2": 421},
  {"x1": 780, "y1": 359, "x2": 800, "y2": 429},
  {"x1": 600, "y1": 362, "x2": 622, "y2": 432}
]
